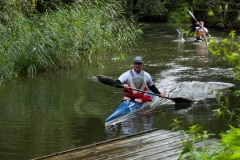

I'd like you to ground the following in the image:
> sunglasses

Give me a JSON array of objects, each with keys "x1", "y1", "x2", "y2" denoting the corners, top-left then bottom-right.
[{"x1": 134, "y1": 62, "x2": 143, "y2": 65}]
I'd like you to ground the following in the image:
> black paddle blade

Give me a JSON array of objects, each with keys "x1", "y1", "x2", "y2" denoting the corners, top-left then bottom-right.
[
  {"x1": 168, "y1": 97, "x2": 193, "y2": 103},
  {"x1": 97, "y1": 75, "x2": 122, "y2": 88}
]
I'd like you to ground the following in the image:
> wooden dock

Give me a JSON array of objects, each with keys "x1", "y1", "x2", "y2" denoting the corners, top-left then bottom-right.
[{"x1": 33, "y1": 129, "x2": 217, "y2": 160}]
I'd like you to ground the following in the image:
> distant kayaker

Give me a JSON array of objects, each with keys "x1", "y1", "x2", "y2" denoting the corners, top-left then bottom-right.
[
  {"x1": 195, "y1": 21, "x2": 211, "y2": 41},
  {"x1": 116, "y1": 56, "x2": 164, "y2": 103}
]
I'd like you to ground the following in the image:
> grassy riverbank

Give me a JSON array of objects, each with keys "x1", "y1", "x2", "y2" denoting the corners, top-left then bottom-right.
[{"x1": 0, "y1": 1, "x2": 142, "y2": 82}]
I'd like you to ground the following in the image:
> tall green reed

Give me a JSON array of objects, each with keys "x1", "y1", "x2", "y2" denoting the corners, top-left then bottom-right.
[{"x1": 0, "y1": 0, "x2": 142, "y2": 82}]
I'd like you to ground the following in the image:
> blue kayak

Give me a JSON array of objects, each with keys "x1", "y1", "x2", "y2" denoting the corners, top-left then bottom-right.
[{"x1": 105, "y1": 100, "x2": 152, "y2": 126}]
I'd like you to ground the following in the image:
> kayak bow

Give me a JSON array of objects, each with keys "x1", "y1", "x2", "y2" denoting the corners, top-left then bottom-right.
[{"x1": 105, "y1": 100, "x2": 152, "y2": 126}]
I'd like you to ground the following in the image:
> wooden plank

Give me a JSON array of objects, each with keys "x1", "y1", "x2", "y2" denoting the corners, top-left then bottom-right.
[
  {"x1": 78, "y1": 130, "x2": 174, "y2": 159},
  {"x1": 84, "y1": 132, "x2": 184, "y2": 160},
  {"x1": 140, "y1": 139, "x2": 218, "y2": 160},
  {"x1": 161, "y1": 139, "x2": 218, "y2": 160},
  {"x1": 32, "y1": 129, "x2": 218, "y2": 160},
  {"x1": 122, "y1": 139, "x2": 218, "y2": 160},
  {"x1": 56, "y1": 131, "x2": 179, "y2": 160},
  {"x1": 33, "y1": 129, "x2": 161, "y2": 160},
  {"x1": 110, "y1": 136, "x2": 183, "y2": 159}
]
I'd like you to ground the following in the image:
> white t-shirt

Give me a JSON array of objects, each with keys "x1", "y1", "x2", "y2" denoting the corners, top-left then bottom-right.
[{"x1": 118, "y1": 69, "x2": 154, "y2": 87}]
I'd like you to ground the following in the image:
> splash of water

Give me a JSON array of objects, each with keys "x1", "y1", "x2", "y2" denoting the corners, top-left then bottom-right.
[{"x1": 176, "y1": 28, "x2": 185, "y2": 41}]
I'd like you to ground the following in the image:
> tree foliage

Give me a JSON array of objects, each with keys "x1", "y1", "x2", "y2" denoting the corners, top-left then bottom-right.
[
  {"x1": 0, "y1": 0, "x2": 239, "y2": 28},
  {"x1": 188, "y1": 0, "x2": 240, "y2": 29}
]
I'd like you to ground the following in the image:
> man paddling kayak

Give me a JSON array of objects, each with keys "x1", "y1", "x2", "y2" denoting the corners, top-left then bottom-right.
[
  {"x1": 116, "y1": 56, "x2": 164, "y2": 103},
  {"x1": 195, "y1": 21, "x2": 211, "y2": 41}
]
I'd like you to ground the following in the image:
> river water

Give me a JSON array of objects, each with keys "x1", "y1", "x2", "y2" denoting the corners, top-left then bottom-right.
[{"x1": 0, "y1": 24, "x2": 238, "y2": 160}]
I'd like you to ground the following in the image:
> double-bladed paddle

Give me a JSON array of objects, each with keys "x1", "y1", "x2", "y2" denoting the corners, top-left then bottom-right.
[
  {"x1": 189, "y1": 10, "x2": 198, "y2": 23},
  {"x1": 97, "y1": 75, "x2": 193, "y2": 103}
]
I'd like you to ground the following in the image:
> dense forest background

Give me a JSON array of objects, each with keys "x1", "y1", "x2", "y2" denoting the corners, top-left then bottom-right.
[
  {"x1": 1, "y1": 0, "x2": 239, "y2": 30},
  {"x1": 120, "y1": 0, "x2": 240, "y2": 30}
]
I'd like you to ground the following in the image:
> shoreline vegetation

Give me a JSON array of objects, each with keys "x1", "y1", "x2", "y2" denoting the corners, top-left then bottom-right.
[{"x1": 0, "y1": 1, "x2": 142, "y2": 83}]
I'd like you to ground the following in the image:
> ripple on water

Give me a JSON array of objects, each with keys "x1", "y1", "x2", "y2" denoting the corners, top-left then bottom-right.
[
  {"x1": 156, "y1": 81, "x2": 234, "y2": 102},
  {"x1": 153, "y1": 63, "x2": 235, "y2": 102}
]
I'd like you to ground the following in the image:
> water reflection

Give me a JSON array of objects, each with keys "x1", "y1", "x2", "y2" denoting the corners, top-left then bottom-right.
[
  {"x1": 174, "y1": 101, "x2": 194, "y2": 110},
  {"x1": 195, "y1": 43, "x2": 207, "y2": 55},
  {"x1": 194, "y1": 43, "x2": 209, "y2": 67},
  {"x1": 105, "y1": 111, "x2": 153, "y2": 139}
]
